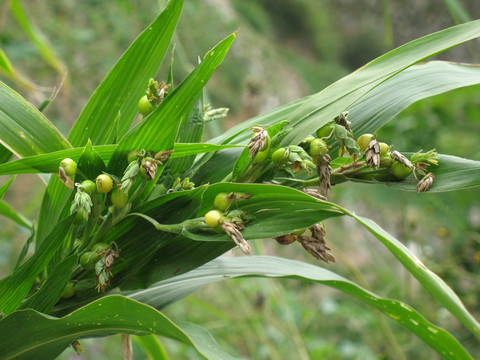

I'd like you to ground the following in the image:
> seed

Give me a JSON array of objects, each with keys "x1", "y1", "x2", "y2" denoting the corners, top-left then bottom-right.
[
  {"x1": 356, "y1": 134, "x2": 374, "y2": 152},
  {"x1": 111, "y1": 189, "x2": 128, "y2": 208},
  {"x1": 61, "y1": 281, "x2": 76, "y2": 299},
  {"x1": 80, "y1": 251, "x2": 99, "y2": 270},
  {"x1": 310, "y1": 138, "x2": 328, "y2": 158},
  {"x1": 60, "y1": 158, "x2": 77, "y2": 178},
  {"x1": 214, "y1": 193, "x2": 230, "y2": 211},
  {"x1": 138, "y1": 95, "x2": 155, "y2": 117},
  {"x1": 391, "y1": 161, "x2": 413, "y2": 179},
  {"x1": 204, "y1": 209, "x2": 223, "y2": 228},
  {"x1": 96, "y1": 174, "x2": 113, "y2": 194},
  {"x1": 271, "y1": 147, "x2": 287, "y2": 166},
  {"x1": 92, "y1": 242, "x2": 109, "y2": 254},
  {"x1": 81, "y1": 180, "x2": 96, "y2": 195}
]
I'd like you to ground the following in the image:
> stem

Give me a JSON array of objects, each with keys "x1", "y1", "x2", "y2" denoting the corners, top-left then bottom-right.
[{"x1": 127, "y1": 213, "x2": 209, "y2": 234}]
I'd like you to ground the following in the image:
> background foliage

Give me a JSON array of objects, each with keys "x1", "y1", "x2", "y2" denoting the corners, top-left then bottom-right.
[{"x1": 1, "y1": 0, "x2": 479, "y2": 359}]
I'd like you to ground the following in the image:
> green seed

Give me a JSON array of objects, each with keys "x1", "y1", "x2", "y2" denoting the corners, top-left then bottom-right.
[
  {"x1": 205, "y1": 209, "x2": 223, "y2": 228},
  {"x1": 61, "y1": 281, "x2": 76, "y2": 299},
  {"x1": 60, "y1": 158, "x2": 77, "y2": 177},
  {"x1": 316, "y1": 123, "x2": 335, "y2": 139},
  {"x1": 74, "y1": 208, "x2": 88, "y2": 224},
  {"x1": 81, "y1": 180, "x2": 96, "y2": 195},
  {"x1": 214, "y1": 193, "x2": 230, "y2": 211},
  {"x1": 291, "y1": 228, "x2": 305, "y2": 236},
  {"x1": 138, "y1": 95, "x2": 155, "y2": 117},
  {"x1": 92, "y1": 243, "x2": 109, "y2": 254},
  {"x1": 111, "y1": 189, "x2": 128, "y2": 208},
  {"x1": 127, "y1": 150, "x2": 139, "y2": 163},
  {"x1": 391, "y1": 161, "x2": 413, "y2": 179},
  {"x1": 310, "y1": 138, "x2": 328, "y2": 158},
  {"x1": 357, "y1": 134, "x2": 374, "y2": 152},
  {"x1": 379, "y1": 142, "x2": 389, "y2": 156},
  {"x1": 96, "y1": 174, "x2": 113, "y2": 194},
  {"x1": 80, "y1": 251, "x2": 98, "y2": 270},
  {"x1": 272, "y1": 148, "x2": 287, "y2": 166}
]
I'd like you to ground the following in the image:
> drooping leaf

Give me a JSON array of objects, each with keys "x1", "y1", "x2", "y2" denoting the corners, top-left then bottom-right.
[
  {"x1": 0, "y1": 295, "x2": 238, "y2": 360},
  {"x1": 127, "y1": 256, "x2": 473, "y2": 360},
  {"x1": 345, "y1": 212, "x2": 480, "y2": 340},
  {"x1": 281, "y1": 20, "x2": 480, "y2": 146},
  {"x1": 348, "y1": 61, "x2": 480, "y2": 136},
  {"x1": 205, "y1": 32, "x2": 480, "y2": 149}
]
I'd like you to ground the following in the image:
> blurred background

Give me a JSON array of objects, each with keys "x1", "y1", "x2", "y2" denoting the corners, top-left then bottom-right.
[{"x1": 1, "y1": 0, "x2": 480, "y2": 358}]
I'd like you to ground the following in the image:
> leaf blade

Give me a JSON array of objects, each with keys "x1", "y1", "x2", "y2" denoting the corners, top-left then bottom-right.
[
  {"x1": 0, "y1": 295, "x2": 238, "y2": 360},
  {"x1": 128, "y1": 256, "x2": 473, "y2": 360},
  {"x1": 67, "y1": 0, "x2": 184, "y2": 146}
]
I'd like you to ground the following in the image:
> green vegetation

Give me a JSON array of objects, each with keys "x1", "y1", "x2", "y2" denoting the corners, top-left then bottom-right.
[{"x1": 1, "y1": 1, "x2": 480, "y2": 359}]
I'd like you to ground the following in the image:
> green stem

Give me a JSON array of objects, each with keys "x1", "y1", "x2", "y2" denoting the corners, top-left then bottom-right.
[{"x1": 127, "y1": 213, "x2": 209, "y2": 234}]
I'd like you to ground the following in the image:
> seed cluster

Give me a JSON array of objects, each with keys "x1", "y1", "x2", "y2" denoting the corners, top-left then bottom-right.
[{"x1": 204, "y1": 192, "x2": 254, "y2": 255}]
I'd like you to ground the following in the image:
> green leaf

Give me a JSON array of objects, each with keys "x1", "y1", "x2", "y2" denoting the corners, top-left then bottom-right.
[
  {"x1": 281, "y1": 20, "x2": 480, "y2": 146},
  {"x1": 19, "y1": 255, "x2": 77, "y2": 313},
  {"x1": 206, "y1": 25, "x2": 480, "y2": 149},
  {"x1": 0, "y1": 295, "x2": 238, "y2": 360},
  {"x1": 90, "y1": 184, "x2": 340, "y2": 291},
  {"x1": 0, "y1": 48, "x2": 35, "y2": 90},
  {"x1": 197, "y1": 183, "x2": 343, "y2": 239},
  {"x1": 127, "y1": 183, "x2": 480, "y2": 343},
  {"x1": 0, "y1": 175, "x2": 15, "y2": 198},
  {"x1": 345, "y1": 212, "x2": 480, "y2": 340},
  {"x1": 14, "y1": 228, "x2": 34, "y2": 269},
  {"x1": 0, "y1": 175, "x2": 32, "y2": 229},
  {"x1": 106, "y1": 33, "x2": 236, "y2": 177},
  {"x1": 34, "y1": 0, "x2": 184, "y2": 246},
  {"x1": 0, "y1": 215, "x2": 73, "y2": 315},
  {"x1": 0, "y1": 81, "x2": 71, "y2": 157},
  {"x1": 0, "y1": 200, "x2": 32, "y2": 229},
  {"x1": 165, "y1": 94, "x2": 205, "y2": 181},
  {"x1": 67, "y1": 0, "x2": 184, "y2": 146},
  {"x1": 133, "y1": 334, "x2": 169, "y2": 360},
  {"x1": 76, "y1": 140, "x2": 107, "y2": 182},
  {"x1": 348, "y1": 61, "x2": 480, "y2": 136},
  {"x1": 0, "y1": 144, "x2": 13, "y2": 164},
  {"x1": 0, "y1": 143, "x2": 242, "y2": 176},
  {"x1": 128, "y1": 256, "x2": 473, "y2": 360}
]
